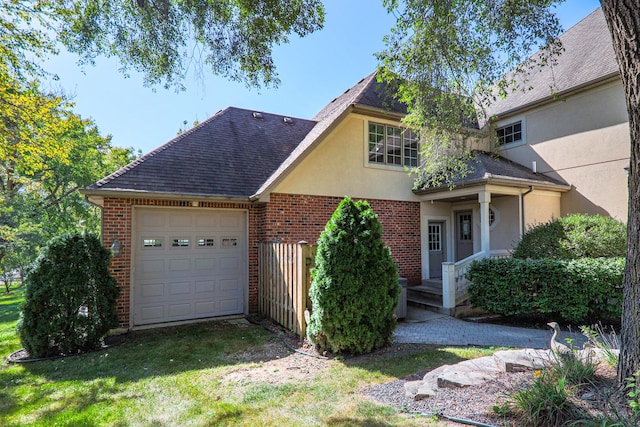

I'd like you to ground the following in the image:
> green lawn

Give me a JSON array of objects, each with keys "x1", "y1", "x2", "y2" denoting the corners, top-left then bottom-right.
[{"x1": 0, "y1": 284, "x2": 494, "y2": 426}]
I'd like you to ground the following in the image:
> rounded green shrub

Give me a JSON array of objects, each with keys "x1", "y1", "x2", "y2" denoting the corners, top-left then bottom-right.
[
  {"x1": 306, "y1": 197, "x2": 399, "y2": 355},
  {"x1": 467, "y1": 257, "x2": 624, "y2": 324},
  {"x1": 17, "y1": 233, "x2": 119, "y2": 357},
  {"x1": 513, "y1": 214, "x2": 626, "y2": 259}
]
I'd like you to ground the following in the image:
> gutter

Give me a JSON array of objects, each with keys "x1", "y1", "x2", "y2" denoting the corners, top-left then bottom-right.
[
  {"x1": 490, "y1": 73, "x2": 619, "y2": 122},
  {"x1": 413, "y1": 173, "x2": 570, "y2": 196}
]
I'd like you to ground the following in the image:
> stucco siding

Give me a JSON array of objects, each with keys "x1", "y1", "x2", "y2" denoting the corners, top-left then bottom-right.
[
  {"x1": 498, "y1": 81, "x2": 629, "y2": 221},
  {"x1": 523, "y1": 191, "x2": 562, "y2": 231},
  {"x1": 273, "y1": 114, "x2": 419, "y2": 202},
  {"x1": 490, "y1": 196, "x2": 520, "y2": 251}
]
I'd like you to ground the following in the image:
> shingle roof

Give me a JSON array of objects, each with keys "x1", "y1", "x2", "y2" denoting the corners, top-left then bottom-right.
[
  {"x1": 313, "y1": 72, "x2": 407, "y2": 121},
  {"x1": 86, "y1": 107, "x2": 317, "y2": 198},
  {"x1": 487, "y1": 7, "x2": 618, "y2": 119},
  {"x1": 414, "y1": 151, "x2": 569, "y2": 194}
]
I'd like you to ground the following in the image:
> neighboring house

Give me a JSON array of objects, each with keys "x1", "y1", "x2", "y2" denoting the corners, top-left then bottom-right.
[{"x1": 82, "y1": 7, "x2": 629, "y2": 328}]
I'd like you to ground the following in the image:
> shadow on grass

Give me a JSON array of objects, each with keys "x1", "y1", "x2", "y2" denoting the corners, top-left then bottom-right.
[
  {"x1": 339, "y1": 343, "x2": 471, "y2": 380},
  {"x1": 18, "y1": 320, "x2": 286, "y2": 383}
]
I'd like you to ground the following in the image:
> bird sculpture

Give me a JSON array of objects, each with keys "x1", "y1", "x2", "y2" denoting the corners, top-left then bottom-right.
[{"x1": 547, "y1": 321, "x2": 574, "y2": 359}]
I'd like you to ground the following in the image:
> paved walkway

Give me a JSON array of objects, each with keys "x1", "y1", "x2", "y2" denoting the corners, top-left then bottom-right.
[{"x1": 394, "y1": 306, "x2": 588, "y2": 349}]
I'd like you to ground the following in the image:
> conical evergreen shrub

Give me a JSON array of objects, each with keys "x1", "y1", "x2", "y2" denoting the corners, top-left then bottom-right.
[
  {"x1": 306, "y1": 197, "x2": 399, "y2": 355},
  {"x1": 17, "y1": 233, "x2": 119, "y2": 358}
]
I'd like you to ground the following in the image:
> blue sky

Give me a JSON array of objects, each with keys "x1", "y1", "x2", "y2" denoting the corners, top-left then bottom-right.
[{"x1": 44, "y1": 0, "x2": 602, "y2": 155}]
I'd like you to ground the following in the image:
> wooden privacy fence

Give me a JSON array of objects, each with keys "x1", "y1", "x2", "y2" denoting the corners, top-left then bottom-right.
[{"x1": 258, "y1": 242, "x2": 316, "y2": 337}]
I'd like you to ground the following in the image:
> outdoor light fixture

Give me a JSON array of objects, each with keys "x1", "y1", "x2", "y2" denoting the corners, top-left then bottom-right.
[{"x1": 110, "y1": 239, "x2": 122, "y2": 257}]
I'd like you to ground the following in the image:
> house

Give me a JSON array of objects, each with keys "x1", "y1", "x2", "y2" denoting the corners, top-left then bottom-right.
[{"x1": 82, "y1": 7, "x2": 629, "y2": 328}]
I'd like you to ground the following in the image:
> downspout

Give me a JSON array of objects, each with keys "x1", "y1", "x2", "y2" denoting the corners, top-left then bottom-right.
[{"x1": 520, "y1": 186, "x2": 534, "y2": 236}]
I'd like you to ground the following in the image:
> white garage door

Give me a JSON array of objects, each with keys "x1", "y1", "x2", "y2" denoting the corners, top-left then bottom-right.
[{"x1": 133, "y1": 208, "x2": 246, "y2": 326}]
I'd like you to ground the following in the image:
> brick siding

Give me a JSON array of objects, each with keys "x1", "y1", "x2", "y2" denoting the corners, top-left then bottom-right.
[
  {"x1": 102, "y1": 194, "x2": 421, "y2": 328},
  {"x1": 263, "y1": 193, "x2": 422, "y2": 285}
]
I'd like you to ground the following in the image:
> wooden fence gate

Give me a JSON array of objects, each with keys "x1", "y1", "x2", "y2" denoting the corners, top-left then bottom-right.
[{"x1": 258, "y1": 242, "x2": 316, "y2": 337}]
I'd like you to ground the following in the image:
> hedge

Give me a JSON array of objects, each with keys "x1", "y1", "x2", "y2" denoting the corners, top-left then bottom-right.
[
  {"x1": 466, "y1": 257, "x2": 624, "y2": 324},
  {"x1": 512, "y1": 214, "x2": 626, "y2": 259}
]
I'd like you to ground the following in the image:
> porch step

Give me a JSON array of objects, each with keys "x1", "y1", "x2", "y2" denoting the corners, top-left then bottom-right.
[{"x1": 407, "y1": 280, "x2": 447, "y2": 314}]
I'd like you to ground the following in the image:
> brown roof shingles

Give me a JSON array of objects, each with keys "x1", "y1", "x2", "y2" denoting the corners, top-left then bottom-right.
[
  {"x1": 87, "y1": 107, "x2": 317, "y2": 198},
  {"x1": 487, "y1": 7, "x2": 618, "y2": 119}
]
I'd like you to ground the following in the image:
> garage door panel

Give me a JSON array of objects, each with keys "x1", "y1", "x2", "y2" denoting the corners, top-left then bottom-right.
[
  {"x1": 138, "y1": 305, "x2": 165, "y2": 323},
  {"x1": 195, "y1": 214, "x2": 218, "y2": 228},
  {"x1": 195, "y1": 280, "x2": 216, "y2": 294},
  {"x1": 133, "y1": 208, "x2": 246, "y2": 326},
  {"x1": 168, "y1": 212, "x2": 193, "y2": 228},
  {"x1": 219, "y1": 298, "x2": 242, "y2": 314},
  {"x1": 167, "y1": 303, "x2": 191, "y2": 318},
  {"x1": 139, "y1": 282, "x2": 165, "y2": 298},
  {"x1": 194, "y1": 257, "x2": 217, "y2": 272},
  {"x1": 195, "y1": 301, "x2": 216, "y2": 314},
  {"x1": 168, "y1": 281, "x2": 192, "y2": 296},
  {"x1": 219, "y1": 256, "x2": 241, "y2": 273},
  {"x1": 219, "y1": 278, "x2": 240, "y2": 292},
  {"x1": 139, "y1": 259, "x2": 166, "y2": 274},
  {"x1": 138, "y1": 211, "x2": 166, "y2": 228},
  {"x1": 168, "y1": 258, "x2": 191, "y2": 272},
  {"x1": 220, "y1": 214, "x2": 242, "y2": 229}
]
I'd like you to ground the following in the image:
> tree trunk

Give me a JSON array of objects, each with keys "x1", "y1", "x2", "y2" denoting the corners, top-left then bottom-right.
[{"x1": 600, "y1": 0, "x2": 640, "y2": 384}]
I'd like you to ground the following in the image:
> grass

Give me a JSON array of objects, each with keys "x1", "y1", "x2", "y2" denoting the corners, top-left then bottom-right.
[{"x1": 0, "y1": 283, "x2": 495, "y2": 426}]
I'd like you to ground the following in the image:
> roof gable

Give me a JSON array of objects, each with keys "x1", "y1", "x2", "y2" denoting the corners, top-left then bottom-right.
[{"x1": 88, "y1": 107, "x2": 317, "y2": 198}]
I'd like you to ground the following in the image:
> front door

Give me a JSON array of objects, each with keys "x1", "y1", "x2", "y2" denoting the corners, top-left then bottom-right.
[
  {"x1": 428, "y1": 221, "x2": 445, "y2": 278},
  {"x1": 455, "y1": 211, "x2": 473, "y2": 261}
]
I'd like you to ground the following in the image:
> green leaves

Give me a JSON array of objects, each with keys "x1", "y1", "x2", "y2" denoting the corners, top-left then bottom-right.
[
  {"x1": 55, "y1": 0, "x2": 325, "y2": 90},
  {"x1": 513, "y1": 214, "x2": 627, "y2": 260},
  {"x1": 16, "y1": 233, "x2": 119, "y2": 358},
  {"x1": 377, "y1": 0, "x2": 564, "y2": 188},
  {"x1": 467, "y1": 257, "x2": 625, "y2": 324},
  {"x1": 307, "y1": 197, "x2": 399, "y2": 355}
]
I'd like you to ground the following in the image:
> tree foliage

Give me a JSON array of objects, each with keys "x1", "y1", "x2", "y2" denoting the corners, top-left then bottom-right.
[
  {"x1": 377, "y1": 0, "x2": 563, "y2": 187},
  {"x1": 17, "y1": 233, "x2": 119, "y2": 358},
  {"x1": 0, "y1": 71, "x2": 137, "y2": 278},
  {"x1": 306, "y1": 197, "x2": 399, "y2": 355},
  {"x1": 2, "y1": 0, "x2": 325, "y2": 90},
  {"x1": 377, "y1": 0, "x2": 640, "y2": 385}
]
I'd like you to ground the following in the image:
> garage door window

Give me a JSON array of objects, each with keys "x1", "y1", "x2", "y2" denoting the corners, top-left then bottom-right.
[
  {"x1": 172, "y1": 238, "x2": 190, "y2": 247},
  {"x1": 222, "y1": 237, "x2": 238, "y2": 247},
  {"x1": 198, "y1": 238, "x2": 215, "y2": 247},
  {"x1": 143, "y1": 238, "x2": 163, "y2": 248}
]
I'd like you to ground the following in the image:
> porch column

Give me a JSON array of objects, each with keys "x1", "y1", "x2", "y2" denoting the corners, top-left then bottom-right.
[{"x1": 479, "y1": 191, "x2": 491, "y2": 255}]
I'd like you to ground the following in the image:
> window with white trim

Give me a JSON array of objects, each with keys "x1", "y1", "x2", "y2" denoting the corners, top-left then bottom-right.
[
  {"x1": 496, "y1": 121, "x2": 522, "y2": 145},
  {"x1": 368, "y1": 122, "x2": 418, "y2": 167}
]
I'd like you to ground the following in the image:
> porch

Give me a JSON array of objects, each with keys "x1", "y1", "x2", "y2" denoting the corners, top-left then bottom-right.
[
  {"x1": 407, "y1": 250, "x2": 511, "y2": 316},
  {"x1": 413, "y1": 152, "x2": 571, "y2": 316}
]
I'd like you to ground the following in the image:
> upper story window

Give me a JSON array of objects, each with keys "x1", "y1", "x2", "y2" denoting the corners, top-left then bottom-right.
[
  {"x1": 496, "y1": 121, "x2": 522, "y2": 145},
  {"x1": 368, "y1": 122, "x2": 418, "y2": 167}
]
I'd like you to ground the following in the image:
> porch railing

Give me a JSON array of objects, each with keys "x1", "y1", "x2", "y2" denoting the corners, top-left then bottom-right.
[{"x1": 441, "y1": 249, "x2": 511, "y2": 314}]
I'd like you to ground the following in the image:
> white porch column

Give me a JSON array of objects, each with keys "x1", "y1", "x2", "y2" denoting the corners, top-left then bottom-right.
[
  {"x1": 479, "y1": 191, "x2": 491, "y2": 255},
  {"x1": 442, "y1": 262, "x2": 456, "y2": 313}
]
